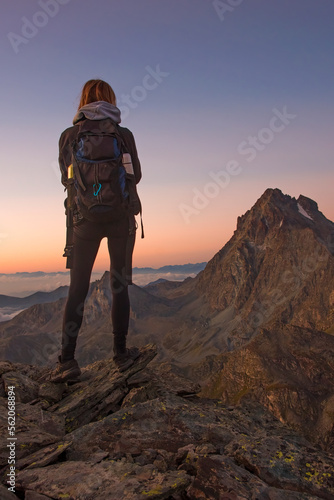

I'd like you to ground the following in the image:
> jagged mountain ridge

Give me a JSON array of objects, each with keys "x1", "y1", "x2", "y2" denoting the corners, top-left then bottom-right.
[
  {"x1": 0, "y1": 286, "x2": 69, "y2": 323},
  {"x1": 0, "y1": 286, "x2": 69, "y2": 309},
  {"x1": 1, "y1": 188, "x2": 333, "y2": 451},
  {"x1": 1, "y1": 188, "x2": 333, "y2": 366},
  {"x1": 132, "y1": 262, "x2": 207, "y2": 274},
  {"x1": 0, "y1": 280, "x2": 180, "y2": 366}
]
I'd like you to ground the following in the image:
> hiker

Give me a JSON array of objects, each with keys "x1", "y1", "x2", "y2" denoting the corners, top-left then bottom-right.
[{"x1": 50, "y1": 79, "x2": 142, "y2": 382}]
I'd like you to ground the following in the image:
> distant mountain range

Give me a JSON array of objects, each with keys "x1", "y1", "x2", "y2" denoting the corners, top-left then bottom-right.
[
  {"x1": 0, "y1": 263, "x2": 207, "y2": 280},
  {"x1": 0, "y1": 271, "x2": 70, "y2": 278},
  {"x1": 1, "y1": 188, "x2": 333, "y2": 451},
  {"x1": 0, "y1": 287, "x2": 69, "y2": 309},
  {"x1": 0, "y1": 264, "x2": 207, "y2": 320},
  {"x1": 132, "y1": 263, "x2": 207, "y2": 274}
]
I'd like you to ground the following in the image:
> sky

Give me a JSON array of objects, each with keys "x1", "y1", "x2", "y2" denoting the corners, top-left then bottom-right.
[{"x1": 1, "y1": 0, "x2": 334, "y2": 278}]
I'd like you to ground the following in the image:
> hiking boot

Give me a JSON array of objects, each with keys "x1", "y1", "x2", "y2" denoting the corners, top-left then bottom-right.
[
  {"x1": 49, "y1": 356, "x2": 81, "y2": 383},
  {"x1": 113, "y1": 347, "x2": 140, "y2": 372}
]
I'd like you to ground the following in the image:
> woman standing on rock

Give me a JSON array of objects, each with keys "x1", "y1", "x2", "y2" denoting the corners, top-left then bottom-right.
[{"x1": 50, "y1": 79, "x2": 142, "y2": 382}]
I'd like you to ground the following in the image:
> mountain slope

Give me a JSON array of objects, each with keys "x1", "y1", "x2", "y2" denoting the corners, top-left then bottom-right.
[
  {"x1": 195, "y1": 188, "x2": 334, "y2": 344},
  {"x1": 200, "y1": 322, "x2": 334, "y2": 451},
  {"x1": 0, "y1": 286, "x2": 69, "y2": 309}
]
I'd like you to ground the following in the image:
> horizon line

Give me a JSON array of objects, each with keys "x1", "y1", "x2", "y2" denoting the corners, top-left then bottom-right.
[{"x1": 0, "y1": 262, "x2": 208, "y2": 276}]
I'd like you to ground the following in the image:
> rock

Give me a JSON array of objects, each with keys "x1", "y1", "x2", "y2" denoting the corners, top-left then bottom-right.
[
  {"x1": 15, "y1": 400, "x2": 65, "y2": 437},
  {"x1": 188, "y1": 455, "x2": 322, "y2": 499},
  {"x1": 0, "y1": 399, "x2": 65, "y2": 469},
  {"x1": 225, "y1": 433, "x2": 334, "y2": 498},
  {"x1": 127, "y1": 371, "x2": 152, "y2": 387},
  {"x1": 25, "y1": 491, "x2": 55, "y2": 499},
  {"x1": 121, "y1": 385, "x2": 154, "y2": 407},
  {"x1": 38, "y1": 382, "x2": 67, "y2": 403},
  {"x1": 15, "y1": 441, "x2": 72, "y2": 470},
  {"x1": 121, "y1": 364, "x2": 201, "y2": 408},
  {"x1": 0, "y1": 483, "x2": 21, "y2": 499},
  {"x1": 0, "y1": 361, "x2": 16, "y2": 377},
  {"x1": 16, "y1": 460, "x2": 191, "y2": 499},
  {"x1": 201, "y1": 324, "x2": 334, "y2": 453},
  {"x1": 1, "y1": 345, "x2": 334, "y2": 499},
  {"x1": 3, "y1": 371, "x2": 39, "y2": 403},
  {"x1": 187, "y1": 454, "x2": 274, "y2": 499},
  {"x1": 154, "y1": 364, "x2": 201, "y2": 396},
  {"x1": 47, "y1": 344, "x2": 157, "y2": 432}
]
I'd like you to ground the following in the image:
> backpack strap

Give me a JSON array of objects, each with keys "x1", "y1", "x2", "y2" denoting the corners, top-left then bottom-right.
[
  {"x1": 117, "y1": 125, "x2": 144, "y2": 239},
  {"x1": 140, "y1": 214, "x2": 144, "y2": 239}
]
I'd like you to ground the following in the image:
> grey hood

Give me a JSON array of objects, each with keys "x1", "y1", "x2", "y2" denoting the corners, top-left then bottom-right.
[{"x1": 73, "y1": 101, "x2": 121, "y2": 125}]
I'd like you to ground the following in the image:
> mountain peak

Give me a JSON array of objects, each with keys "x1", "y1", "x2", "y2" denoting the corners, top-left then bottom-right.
[
  {"x1": 297, "y1": 194, "x2": 319, "y2": 214},
  {"x1": 258, "y1": 187, "x2": 287, "y2": 203},
  {"x1": 196, "y1": 188, "x2": 334, "y2": 330},
  {"x1": 249, "y1": 188, "x2": 321, "y2": 216},
  {"x1": 236, "y1": 188, "x2": 332, "y2": 242},
  {"x1": 236, "y1": 188, "x2": 294, "y2": 241}
]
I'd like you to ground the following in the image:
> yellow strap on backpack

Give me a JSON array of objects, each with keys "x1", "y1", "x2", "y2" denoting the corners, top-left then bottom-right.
[{"x1": 67, "y1": 164, "x2": 73, "y2": 179}]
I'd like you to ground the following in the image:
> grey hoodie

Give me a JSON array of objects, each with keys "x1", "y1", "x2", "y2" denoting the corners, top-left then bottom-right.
[
  {"x1": 59, "y1": 101, "x2": 141, "y2": 187},
  {"x1": 73, "y1": 101, "x2": 121, "y2": 125}
]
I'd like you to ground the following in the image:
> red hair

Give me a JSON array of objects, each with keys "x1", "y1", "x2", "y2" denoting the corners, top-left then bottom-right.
[{"x1": 78, "y1": 79, "x2": 116, "y2": 109}]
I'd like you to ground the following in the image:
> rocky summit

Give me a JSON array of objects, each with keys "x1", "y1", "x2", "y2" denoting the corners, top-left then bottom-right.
[
  {"x1": 195, "y1": 188, "x2": 334, "y2": 336},
  {"x1": 1, "y1": 345, "x2": 334, "y2": 499}
]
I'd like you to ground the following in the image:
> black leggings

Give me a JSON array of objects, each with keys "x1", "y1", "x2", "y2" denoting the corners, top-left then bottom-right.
[{"x1": 61, "y1": 217, "x2": 135, "y2": 361}]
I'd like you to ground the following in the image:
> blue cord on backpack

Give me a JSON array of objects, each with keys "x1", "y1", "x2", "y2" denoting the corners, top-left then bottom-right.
[{"x1": 93, "y1": 183, "x2": 101, "y2": 196}]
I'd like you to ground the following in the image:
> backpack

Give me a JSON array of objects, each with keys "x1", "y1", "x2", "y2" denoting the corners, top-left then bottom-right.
[{"x1": 70, "y1": 118, "x2": 141, "y2": 224}]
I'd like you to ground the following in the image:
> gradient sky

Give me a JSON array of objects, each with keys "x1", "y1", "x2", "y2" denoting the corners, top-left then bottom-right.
[{"x1": 1, "y1": 0, "x2": 334, "y2": 275}]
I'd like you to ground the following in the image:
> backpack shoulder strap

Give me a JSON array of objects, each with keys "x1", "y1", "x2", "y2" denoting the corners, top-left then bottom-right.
[{"x1": 116, "y1": 125, "x2": 144, "y2": 239}]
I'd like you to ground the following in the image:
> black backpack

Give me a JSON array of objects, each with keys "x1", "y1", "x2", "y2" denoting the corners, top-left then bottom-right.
[{"x1": 70, "y1": 118, "x2": 141, "y2": 224}]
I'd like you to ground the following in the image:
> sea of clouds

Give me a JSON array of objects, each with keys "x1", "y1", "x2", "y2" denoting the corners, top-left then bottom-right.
[
  {"x1": 0, "y1": 267, "x2": 204, "y2": 322},
  {"x1": 0, "y1": 270, "x2": 203, "y2": 297}
]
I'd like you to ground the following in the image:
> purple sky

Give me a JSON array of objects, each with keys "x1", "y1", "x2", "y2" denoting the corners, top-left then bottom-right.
[{"x1": 1, "y1": 0, "x2": 333, "y2": 274}]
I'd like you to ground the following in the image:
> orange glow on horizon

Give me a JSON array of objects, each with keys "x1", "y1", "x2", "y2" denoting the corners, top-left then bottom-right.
[
  {"x1": 1, "y1": 237, "x2": 228, "y2": 274},
  {"x1": 2, "y1": 180, "x2": 333, "y2": 274}
]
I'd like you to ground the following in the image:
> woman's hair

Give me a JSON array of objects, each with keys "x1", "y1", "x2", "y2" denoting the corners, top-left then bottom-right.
[{"x1": 78, "y1": 79, "x2": 116, "y2": 109}]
